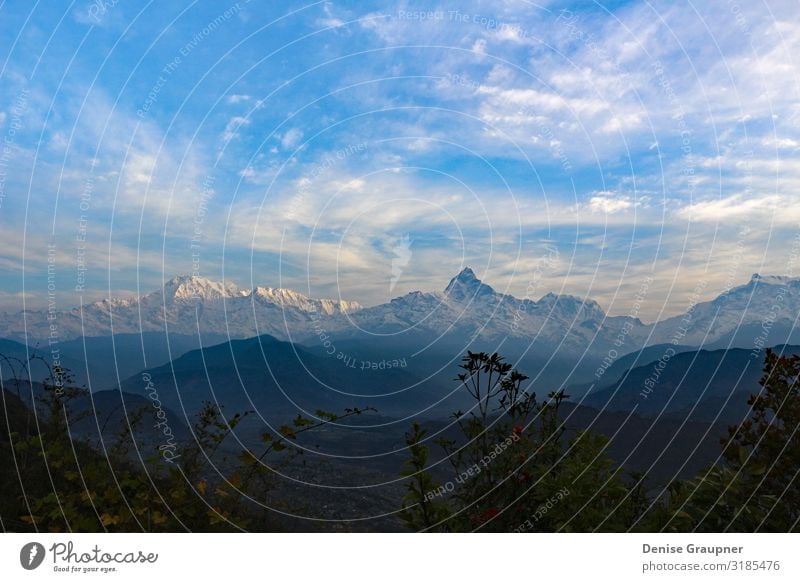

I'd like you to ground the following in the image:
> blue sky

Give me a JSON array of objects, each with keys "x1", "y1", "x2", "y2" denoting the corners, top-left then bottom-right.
[{"x1": 0, "y1": 0, "x2": 798, "y2": 320}]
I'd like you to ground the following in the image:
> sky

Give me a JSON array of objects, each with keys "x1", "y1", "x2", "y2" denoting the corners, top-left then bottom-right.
[{"x1": 0, "y1": 0, "x2": 799, "y2": 320}]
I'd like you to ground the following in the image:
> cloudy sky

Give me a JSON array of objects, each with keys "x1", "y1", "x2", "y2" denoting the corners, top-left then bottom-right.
[{"x1": 0, "y1": 0, "x2": 798, "y2": 320}]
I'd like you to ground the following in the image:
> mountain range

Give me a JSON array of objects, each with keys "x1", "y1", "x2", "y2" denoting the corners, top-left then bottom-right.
[
  {"x1": 3, "y1": 269, "x2": 799, "y2": 364},
  {"x1": 0, "y1": 275, "x2": 361, "y2": 343}
]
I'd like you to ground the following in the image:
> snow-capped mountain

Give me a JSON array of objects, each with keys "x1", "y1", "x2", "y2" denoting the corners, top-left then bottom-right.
[
  {"x1": 649, "y1": 273, "x2": 800, "y2": 347},
  {"x1": 251, "y1": 285, "x2": 360, "y2": 315},
  {"x1": 161, "y1": 275, "x2": 242, "y2": 302},
  {"x1": 323, "y1": 267, "x2": 643, "y2": 355},
  {"x1": 443, "y1": 267, "x2": 497, "y2": 301},
  {"x1": 1, "y1": 270, "x2": 798, "y2": 357},
  {"x1": 0, "y1": 275, "x2": 361, "y2": 342}
]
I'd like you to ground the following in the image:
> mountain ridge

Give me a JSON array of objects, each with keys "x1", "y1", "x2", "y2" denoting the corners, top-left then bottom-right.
[
  {"x1": 0, "y1": 275, "x2": 362, "y2": 343},
  {"x1": 1, "y1": 269, "x2": 799, "y2": 361}
]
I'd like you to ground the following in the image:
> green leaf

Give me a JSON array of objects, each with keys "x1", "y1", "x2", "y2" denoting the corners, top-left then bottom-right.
[{"x1": 738, "y1": 446, "x2": 750, "y2": 465}]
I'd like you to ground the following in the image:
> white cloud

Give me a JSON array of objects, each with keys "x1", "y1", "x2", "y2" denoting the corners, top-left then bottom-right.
[
  {"x1": 677, "y1": 194, "x2": 786, "y2": 222},
  {"x1": 588, "y1": 192, "x2": 634, "y2": 214},
  {"x1": 280, "y1": 128, "x2": 304, "y2": 150},
  {"x1": 123, "y1": 152, "x2": 157, "y2": 185},
  {"x1": 223, "y1": 116, "x2": 250, "y2": 141},
  {"x1": 762, "y1": 137, "x2": 800, "y2": 150},
  {"x1": 316, "y1": 2, "x2": 346, "y2": 28},
  {"x1": 226, "y1": 94, "x2": 251, "y2": 104},
  {"x1": 472, "y1": 39, "x2": 487, "y2": 54}
]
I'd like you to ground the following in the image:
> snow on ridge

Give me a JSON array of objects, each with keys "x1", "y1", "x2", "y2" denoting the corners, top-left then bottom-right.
[
  {"x1": 249, "y1": 286, "x2": 362, "y2": 314},
  {"x1": 750, "y1": 273, "x2": 800, "y2": 286}
]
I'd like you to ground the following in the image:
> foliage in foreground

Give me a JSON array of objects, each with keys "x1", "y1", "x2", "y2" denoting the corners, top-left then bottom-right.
[
  {"x1": 400, "y1": 349, "x2": 800, "y2": 532},
  {"x1": 0, "y1": 359, "x2": 369, "y2": 532},
  {"x1": 2, "y1": 347, "x2": 797, "y2": 532}
]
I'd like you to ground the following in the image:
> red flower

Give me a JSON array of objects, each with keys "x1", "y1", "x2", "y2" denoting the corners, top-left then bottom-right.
[{"x1": 473, "y1": 507, "x2": 500, "y2": 524}]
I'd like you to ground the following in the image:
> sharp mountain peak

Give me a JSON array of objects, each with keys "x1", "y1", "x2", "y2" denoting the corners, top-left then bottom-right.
[{"x1": 444, "y1": 267, "x2": 497, "y2": 300}]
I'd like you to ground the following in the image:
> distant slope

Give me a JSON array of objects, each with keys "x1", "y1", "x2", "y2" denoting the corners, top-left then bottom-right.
[
  {"x1": 54, "y1": 332, "x2": 229, "y2": 390},
  {"x1": 7, "y1": 379, "x2": 190, "y2": 453},
  {"x1": 568, "y1": 343, "x2": 697, "y2": 396},
  {"x1": 582, "y1": 345, "x2": 800, "y2": 423},
  {"x1": 1, "y1": 333, "x2": 226, "y2": 391},
  {"x1": 0, "y1": 337, "x2": 87, "y2": 385},
  {"x1": 558, "y1": 403, "x2": 728, "y2": 484},
  {"x1": 299, "y1": 334, "x2": 599, "y2": 396},
  {"x1": 119, "y1": 334, "x2": 454, "y2": 421},
  {"x1": 595, "y1": 343, "x2": 696, "y2": 387}
]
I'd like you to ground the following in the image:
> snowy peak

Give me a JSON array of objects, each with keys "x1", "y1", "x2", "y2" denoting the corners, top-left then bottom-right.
[
  {"x1": 749, "y1": 273, "x2": 800, "y2": 286},
  {"x1": 249, "y1": 286, "x2": 362, "y2": 314},
  {"x1": 441, "y1": 267, "x2": 606, "y2": 319},
  {"x1": 252, "y1": 286, "x2": 310, "y2": 305},
  {"x1": 535, "y1": 292, "x2": 605, "y2": 319},
  {"x1": 444, "y1": 267, "x2": 496, "y2": 302},
  {"x1": 162, "y1": 275, "x2": 240, "y2": 302},
  {"x1": 713, "y1": 273, "x2": 800, "y2": 304}
]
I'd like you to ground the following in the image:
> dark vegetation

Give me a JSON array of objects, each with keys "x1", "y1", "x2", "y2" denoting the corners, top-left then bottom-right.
[
  {"x1": 1, "y1": 347, "x2": 797, "y2": 532},
  {"x1": 0, "y1": 353, "x2": 374, "y2": 532},
  {"x1": 400, "y1": 349, "x2": 799, "y2": 532}
]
